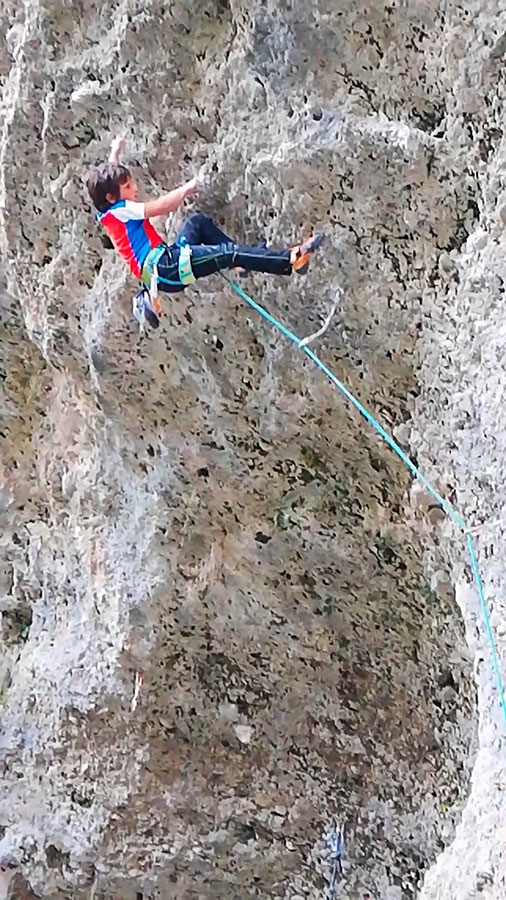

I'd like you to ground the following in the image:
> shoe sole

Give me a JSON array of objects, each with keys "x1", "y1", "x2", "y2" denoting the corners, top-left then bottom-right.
[
  {"x1": 307, "y1": 232, "x2": 325, "y2": 252},
  {"x1": 292, "y1": 232, "x2": 325, "y2": 274}
]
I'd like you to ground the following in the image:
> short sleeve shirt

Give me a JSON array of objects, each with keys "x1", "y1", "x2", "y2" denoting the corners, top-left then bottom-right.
[{"x1": 97, "y1": 200, "x2": 163, "y2": 278}]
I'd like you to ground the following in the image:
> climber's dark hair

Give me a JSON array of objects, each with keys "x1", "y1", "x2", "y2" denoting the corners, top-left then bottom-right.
[{"x1": 86, "y1": 162, "x2": 131, "y2": 212}]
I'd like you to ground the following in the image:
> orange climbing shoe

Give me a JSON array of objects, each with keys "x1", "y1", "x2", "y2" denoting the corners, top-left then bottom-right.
[{"x1": 290, "y1": 232, "x2": 325, "y2": 274}]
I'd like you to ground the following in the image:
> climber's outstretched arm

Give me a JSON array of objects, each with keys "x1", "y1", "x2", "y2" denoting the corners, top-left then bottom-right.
[
  {"x1": 144, "y1": 178, "x2": 200, "y2": 218},
  {"x1": 106, "y1": 136, "x2": 200, "y2": 213}
]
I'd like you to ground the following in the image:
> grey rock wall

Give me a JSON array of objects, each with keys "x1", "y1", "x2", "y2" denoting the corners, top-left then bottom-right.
[{"x1": 0, "y1": 1, "x2": 504, "y2": 898}]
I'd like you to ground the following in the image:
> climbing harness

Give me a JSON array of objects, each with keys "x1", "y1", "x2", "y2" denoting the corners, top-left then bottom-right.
[
  {"x1": 142, "y1": 241, "x2": 196, "y2": 291},
  {"x1": 177, "y1": 242, "x2": 196, "y2": 285},
  {"x1": 141, "y1": 244, "x2": 166, "y2": 311},
  {"x1": 221, "y1": 273, "x2": 506, "y2": 741},
  {"x1": 136, "y1": 242, "x2": 196, "y2": 327},
  {"x1": 141, "y1": 245, "x2": 166, "y2": 287}
]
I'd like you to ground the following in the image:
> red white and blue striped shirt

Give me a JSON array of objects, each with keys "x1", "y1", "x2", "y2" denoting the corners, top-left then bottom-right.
[{"x1": 97, "y1": 200, "x2": 163, "y2": 278}]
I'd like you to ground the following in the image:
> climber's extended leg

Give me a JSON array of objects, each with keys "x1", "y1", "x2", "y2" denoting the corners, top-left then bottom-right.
[
  {"x1": 190, "y1": 241, "x2": 293, "y2": 278},
  {"x1": 154, "y1": 241, "x2": 289, "y2": 292},
  {"x1": 174, "y1": 213, "x2": 325, "y2": 276},
  {"x1": 186, "y1": 231, "x2": 325, "y2": 279},
  {"x1": 154, "y1": 214, "x2": 325, "y2": 292},
  {"x1": 174, "y1": 213, "x2": 266, "y2": 277}
]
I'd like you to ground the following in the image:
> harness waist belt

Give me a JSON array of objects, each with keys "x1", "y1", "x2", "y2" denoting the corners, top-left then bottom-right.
[
  {"x1": 141, "y1": 244, "x2": 166, "y2": 286},
  {"x1": 141, "y1": 242, "x2": 196, "y2": 288}
]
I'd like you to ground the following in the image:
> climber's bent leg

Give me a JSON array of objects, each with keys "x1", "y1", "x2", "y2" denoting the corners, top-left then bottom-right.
[
  {"x1": 232, "y1": 244, "x2": 292, "y2": 275},
  {"x1": 175, "y1": 213, "x2": 234, "y2": 247}
]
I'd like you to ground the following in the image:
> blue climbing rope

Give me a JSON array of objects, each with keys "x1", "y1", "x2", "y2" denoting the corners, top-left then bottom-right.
[{"x1": 222, "y1": 274, "x2": 506, "y2": 735}]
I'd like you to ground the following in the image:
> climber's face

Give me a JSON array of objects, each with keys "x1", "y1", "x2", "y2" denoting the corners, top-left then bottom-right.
[{"x1": 118, "y1": 176, "x2": 139, "y2": 202}]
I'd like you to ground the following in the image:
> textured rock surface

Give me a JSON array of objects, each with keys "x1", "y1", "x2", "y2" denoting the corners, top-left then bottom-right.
[{"x1": 1, "y1": 0, "x2": 505, "y2": 897}]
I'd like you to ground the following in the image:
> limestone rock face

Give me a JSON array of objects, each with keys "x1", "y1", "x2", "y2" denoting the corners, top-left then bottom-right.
[{"x1": 0, "y1": 1, "x2": 504, "y2": 898}]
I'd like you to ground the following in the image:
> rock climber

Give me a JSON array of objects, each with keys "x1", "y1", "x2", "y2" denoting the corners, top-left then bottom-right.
[{"x1": 86, "y1": 137, "x2": 325, "y2": 328}]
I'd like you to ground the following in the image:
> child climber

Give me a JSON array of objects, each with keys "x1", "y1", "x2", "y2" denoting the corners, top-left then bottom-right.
[{"x1": 86, "y1": 137, "x2": 325, "y2": 327}]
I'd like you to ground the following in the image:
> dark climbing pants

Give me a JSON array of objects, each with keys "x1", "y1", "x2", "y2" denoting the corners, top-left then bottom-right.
[{"x1": 155, "y1": 213, "x2": 292, "y2": 294}]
